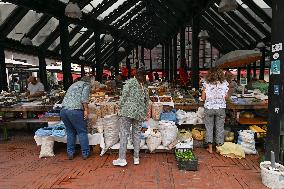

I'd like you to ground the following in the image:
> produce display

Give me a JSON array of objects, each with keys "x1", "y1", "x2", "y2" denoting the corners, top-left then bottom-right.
[
  {"x1": 159, "y1": 96, "x2": 172, "y2": 102},
  {"x1": 175, "y1": 149, "x2": 198, "y2": 171},
  {"x1": 175, "y1": 149, "x2": 196, "y2": 161},
  {"x1": 240, "y1": 111, "x2": 255, "y2": 119},
  {"x1": 224, "y1": 132, "x2": 234, "y2": 142},
  {"x1": 173, "y1": 98, "x2": 196, "y2": 104},
  {"x1": 249, "y1": 125, "x2": 266, "y2": 138},
  {"x1": 150, "y1": 96, "x2": 159, "y2": 102},
  {"x1": 252, "y1": 81, "x2": 269, "y2": 95},
  {"x1": 0, "y1": 91, "x2": 18, "y2": 106}
]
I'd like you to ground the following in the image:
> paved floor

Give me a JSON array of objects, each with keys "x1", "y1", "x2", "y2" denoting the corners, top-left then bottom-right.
[{"x1": 0, "y1": 134, "x2": 267, "y2": 189}]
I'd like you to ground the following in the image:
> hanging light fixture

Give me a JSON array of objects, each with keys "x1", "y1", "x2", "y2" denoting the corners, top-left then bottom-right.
[
  {"x1": 104, "y1": 34, "x2": 113, "y2": 43},
  {"x1": 218, "y1": 0, "x2": 238, "y2": 13},
  {"x1": 118, "y1": 47, "x2": 125, "y2": 52},
  {"x1": 21, "y1": 36, "x2": 33, "y2": 46},
  {"x1": 256, "y1": 42, "x2": 266, "y2": 49},
  {"x1": 198, "y1": 30, "x2": 209, "y2": 40},
  {"x1": 65, "y1": 2, "x2": 82, "y2": 19},
  {"x1": 156, "y1": 44, "x2": 162, "y2": 48},
  {"x1": 79, "y1": 56, "x2": 85, "y2": 60}
]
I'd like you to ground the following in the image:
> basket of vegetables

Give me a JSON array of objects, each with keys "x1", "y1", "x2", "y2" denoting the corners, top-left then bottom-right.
[{"x1": 175, "y1": 148, "x2": 198, "y2": 171}]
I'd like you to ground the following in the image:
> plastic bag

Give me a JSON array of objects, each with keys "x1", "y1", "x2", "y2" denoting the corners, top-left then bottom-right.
[
  {"x1": 152, "y1": 103, "x2": 163, "y2": 120},
  {"x1": 146, "y1": 101, "x2": 153, "y2": 120},
  {"x1": 192, "y1": 128, "x2": 204, "y2": 141},
  {"x1": 95, "y1": 118, "x2": 104, "y2": 133},
  {"x1": 177, "y1": 129, "x2": 192, "y2": 142},
  {"x1": 39, "y1": 137, "x2": 55, "y2": 158},
  {"x1": 146, "y1": 129, "x2": 162, "y2": 152},
  {"x1": 140, "y1": 122, "x2": 151, "y2": 139},
  {"x1": 160, "y1": 111, "x2": 176, "y2": 122},
  {"x1": 103, "y1": 115, "x2": 119, "y2": 150},
  {"x1": 216, "y1": 142, "x2": 245, "y2": 159},
  {"x1": 158, "y1": 121, "x2": 177, "y2": 146},
  {"x1": 140, "y1": 139, "x2": 146, "y2": 147},
  {"x1": 237, "y1": 130, "x2": 257, "y2": 154}
]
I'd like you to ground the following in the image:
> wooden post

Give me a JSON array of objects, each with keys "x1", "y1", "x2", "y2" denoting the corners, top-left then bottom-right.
[
  {"x1": 38, "y1": 50, "x2": 48, "y2": 90},
  {"x1": 59, "y1": 18, "x2": 72, "y2": 90},
  {"x1": 191, "y1": 16, "x2": 200, "y2": 89},
  {"x1": 0, "y1": 41, "x2": 8, "y2": 91},
  {"x1": 265, "y1": 0, "x2": 284, "y2": 162}
]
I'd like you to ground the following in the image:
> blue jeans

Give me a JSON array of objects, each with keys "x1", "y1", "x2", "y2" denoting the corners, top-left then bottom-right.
[{"x1": 60, "y1": 109, "x2": 90, "y2": 156}]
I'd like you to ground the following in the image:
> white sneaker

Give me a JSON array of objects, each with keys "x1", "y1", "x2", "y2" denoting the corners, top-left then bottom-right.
[
  {"x1": 134, "y1": 158, "x2": 139, "y2": 165},
  {"x1": 112, "y1": 159, "x2": 127, "y2": 167}
]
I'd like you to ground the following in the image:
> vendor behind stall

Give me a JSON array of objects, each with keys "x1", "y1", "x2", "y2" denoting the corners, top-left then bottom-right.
[{"x1": 26, "y1": 76, "x2": 45, "y2": 98}]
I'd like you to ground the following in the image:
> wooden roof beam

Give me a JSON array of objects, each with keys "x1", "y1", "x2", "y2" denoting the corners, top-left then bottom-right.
[
  {"x1": 205, "y1": 10, "x2": 250, "y2": 48},
  {"x1": 0, "y1": 6, "x2": 29, "y2": 37}
]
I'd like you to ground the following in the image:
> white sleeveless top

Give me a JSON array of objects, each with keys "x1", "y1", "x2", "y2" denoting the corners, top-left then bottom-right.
[{"x1": 203, "y1": 81, "x2": 229, "y2": 109}]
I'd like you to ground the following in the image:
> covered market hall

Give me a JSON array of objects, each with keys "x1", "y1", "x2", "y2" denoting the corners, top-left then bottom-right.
[{"x1": 0, "y1": 0, "x2": 284, "y2": 188}]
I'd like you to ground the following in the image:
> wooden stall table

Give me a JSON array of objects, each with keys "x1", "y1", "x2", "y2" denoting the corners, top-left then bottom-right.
[
  {"x1": 0, "y1": 103, "x2": 54, "y2": 140},
  {"x1": 228, "y1": 102, "x2": 268, "y2": 125},
  {"x1": 174, "y1": 102, "x2": 204, "y2": 111}
]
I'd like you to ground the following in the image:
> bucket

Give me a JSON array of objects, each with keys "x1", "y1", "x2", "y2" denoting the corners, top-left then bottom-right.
[{"x1": 260, "y1": 161, "x2": 284, "y2": 189}]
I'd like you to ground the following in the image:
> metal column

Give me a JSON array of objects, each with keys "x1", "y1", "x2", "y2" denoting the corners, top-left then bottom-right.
[
  {"x1": 126, "y1": 57, "x2": 131, "y2": 79},
  {"x1": 246, "y1": 64, "x2": 251, "y2": 82},
  {"x1": 162, "y1": 44, "x2": 165, "y2": 77},
  {"x1": 253, "y1": 62, "x2": 257, "y2": 78},
  {"x1": 180, "y1": 26, "x2": 186, "y2": 69},
  {"x1": 95, "y1": 33, "x2": 102, "y2": 82},
  {"x1": 81, "y1": 64, "x2": 85, "y2": 77},
  {"x1": 113, "y1": 39, "x2": 119, "y2": 76},
  {"x1": 140, "y1": 46, "x2": 144, "y2": 69},
  {"x1": 237, "y1": 68, "x2": 241, "y2": 82},
  {"x1": 0, "y1": 42, "x2": 8, "y2": 91},
  {"x1": 59, "y1": 18, "x2": 72, "y2": 90},
  {"x1": 149, "y1": 49, "x2": 152, "y2": 72},
  {"x1": 165, "y1": 42, "x2": 169, "y2": 81},
  {"x1": 265, "y1": 0, "x2": 284, "y2": 162},
  {"x1": 191, "y1": 16, "x2": 200, "y2": 89},
  {"x1": 259, "y1": 48, "x2": 266, "y2": 80},
  {"x1": 38, "y1": 50, "x2": 48, "y2": 90},
  {"x1": 169, "y1": 39, "x2": 173, "y2": 81},
  {"x1": 173, "y1": 35, "x2": 178, "y2": 80}
]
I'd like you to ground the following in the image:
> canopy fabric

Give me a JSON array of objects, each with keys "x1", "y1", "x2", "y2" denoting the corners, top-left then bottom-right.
[{"x1": 215, "y1": 50, "x2": 262, "y2": 68}]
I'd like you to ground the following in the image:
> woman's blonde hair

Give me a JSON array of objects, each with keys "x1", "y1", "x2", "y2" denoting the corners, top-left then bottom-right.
[{"x1": 205, "y1": 68, "x2": 226, "y2": 84}]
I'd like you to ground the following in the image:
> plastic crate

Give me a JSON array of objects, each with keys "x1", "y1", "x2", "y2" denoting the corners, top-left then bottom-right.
[{"x1": 175, "y1": 148, "x2": 198, "y2": 171}]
